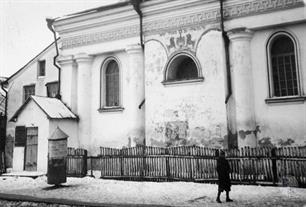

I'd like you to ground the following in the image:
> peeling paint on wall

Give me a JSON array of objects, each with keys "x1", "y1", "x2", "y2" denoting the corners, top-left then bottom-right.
[
  {"x1": 145, "y1": 30, "x2": 228, "y2": 149},
  {"x1": 238, "y1": 125, "x2": 261, "y2": 140},
  {"x1": 278, "y1": 138, "x2": 295, "y2": 147},
  {"x1": 165, "y1": 121, "x2": 188, "y2": 140},
  {"x1": 258, "y1": 137, "x2": 274, "y2": 147}
]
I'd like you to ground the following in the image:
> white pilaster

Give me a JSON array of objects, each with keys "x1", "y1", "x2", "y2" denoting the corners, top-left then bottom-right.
[
  {"x1": 74, "y1": 53, "x2": 94, "y2": 149},
  {"x1": 125, "y1": 44, "x2": 145, "y2": 145},
  {"x1": 57, "y1": 55, "x2": 77, "y2": 112},
  {"x1": 228, "y1": 28, "x2": 257, "y2": 147}
]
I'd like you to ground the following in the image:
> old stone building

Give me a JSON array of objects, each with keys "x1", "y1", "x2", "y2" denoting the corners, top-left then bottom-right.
[
  {"x1": 51, "y1": 0, "x2": 305, "y2": 154},
  {"x1": 4, "y1": 0, "x2": 306, "y2": 172}
]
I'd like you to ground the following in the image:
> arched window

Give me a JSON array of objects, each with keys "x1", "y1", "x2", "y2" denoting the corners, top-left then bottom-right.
[
  {"x1": 101, "y1": 58, "x2": 120, "y2": 108},
  {"x1": 164, "y1": 52, "x2": 203, "y2": 84},
  {"x1": 268, "y1": 32, "x2": 299, "y2": 97}
]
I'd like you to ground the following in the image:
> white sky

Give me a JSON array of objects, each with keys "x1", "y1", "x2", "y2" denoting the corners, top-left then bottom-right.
[{"x1": 0, "y1": 0, "x2": 121, "y2": 78}]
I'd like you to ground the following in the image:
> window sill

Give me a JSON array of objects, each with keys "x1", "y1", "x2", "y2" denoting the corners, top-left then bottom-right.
[
  {"x1": 98, "y1": 106, "x2": 124, "y2": 113},
  {"x1": 37, "y1": 76, "x2": 45, "y2": 79},
  {"x1": 265, "y1": 96, "x2": 306, "y2": 104},
  {"x1": 162, "y1": 77, "x2": 204, "y2": 86}
]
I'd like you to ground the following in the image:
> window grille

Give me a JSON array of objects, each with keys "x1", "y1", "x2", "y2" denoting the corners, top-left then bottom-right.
[
  {"x1": 270, "y1": 34, "x2": 298, "y2": 97},
  {"x1": 105, "y1": 60, "x2": 119, "y2": 106}
]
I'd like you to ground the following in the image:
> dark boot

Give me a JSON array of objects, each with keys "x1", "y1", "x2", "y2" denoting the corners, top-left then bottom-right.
[
  {"x1": 226, "y1": 198, "x2": 233, "y2": 202},
  {"x1": 216, "y1": 191, "x2": 222, "y2": 203},
  {"x1": 226, "y1": 191, "x2": 233, "y2": 202}
]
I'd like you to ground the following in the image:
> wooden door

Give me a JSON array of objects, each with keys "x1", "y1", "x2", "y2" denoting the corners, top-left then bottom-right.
[{"x1": 24, "y1": 127, "x2": 38, "y2": 171}]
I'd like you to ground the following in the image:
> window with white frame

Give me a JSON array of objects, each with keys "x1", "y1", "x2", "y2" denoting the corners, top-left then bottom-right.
[
  {"x1": 100, "y1": 58, "x2": 121, "y2": 109},
  {"x1": 267, "y1": 32, "x2": 299, "y2": 98},
  {"x1": 163, "y1": 52, "x2": 203, "y2": 85}
]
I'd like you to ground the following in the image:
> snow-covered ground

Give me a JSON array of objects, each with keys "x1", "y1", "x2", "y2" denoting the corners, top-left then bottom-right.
[{"x1": 0, "y1": 175, "x2": 306, "y2": 207}]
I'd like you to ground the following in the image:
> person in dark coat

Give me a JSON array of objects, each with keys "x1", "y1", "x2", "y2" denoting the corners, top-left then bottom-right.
[{"x1": 216, "y1": 150, "x2": 233, "y2": 203}]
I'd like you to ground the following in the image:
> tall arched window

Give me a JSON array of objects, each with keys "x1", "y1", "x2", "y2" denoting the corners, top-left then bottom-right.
[
  {"x1": 268, "y1": 32, "x2": 299, "y2": 97},
  {"x1": 102, "y1": 59, "x2": 120, "y2": 108}
]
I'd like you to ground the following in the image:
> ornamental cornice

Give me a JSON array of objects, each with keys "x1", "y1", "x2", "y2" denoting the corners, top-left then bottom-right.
[
  {"x1": 61, "y1": 25, "x2": 139, "y2": 49},
  {"x1": 61, "y1": 0, "x2": 304, "y2": 50}
]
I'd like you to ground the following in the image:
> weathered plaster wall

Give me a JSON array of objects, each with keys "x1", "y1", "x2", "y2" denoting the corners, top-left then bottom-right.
[
  {"x1": 12, "y1": 101, "x2": 49, "y2": 172},
  {"x1": 145, "y1": 30, "x2": 228, "y2": 148},
  {"x1": 89, "y1": 50, "x2": 145, "y2": 155},
  {"x1": 251, "y1": 23, "x2": 306, "y2": 147},
  {"x1": 6, "y1": 46, "x2": 58, "y2": 167}
]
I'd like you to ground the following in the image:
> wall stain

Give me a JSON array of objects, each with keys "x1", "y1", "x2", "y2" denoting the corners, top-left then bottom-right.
[
  {"x1": 258, "y1": 137, "x2": 274, "y2": 147},
  {"x1": 238, "y1": 125, "x2": 261, "y2": 140},
  {"x1": 278, "y1": 138, "x2": 295, "y2": 147},
  {"x1": 165, "y1": 121, "x2": 189, "y2": 144},
  {"x1": 224, "y1": 131, "x2": 238, "y2": 149},
  {"x1": 129, "y1": 136, "x2": 145, "y2": 147},
  {"x1": 150, "y1": 122, "x2": 226, "y2": 148}
]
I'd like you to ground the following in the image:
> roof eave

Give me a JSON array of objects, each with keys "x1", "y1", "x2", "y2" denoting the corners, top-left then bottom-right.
[{"x1": 56, "y1": 1, "x2": 132, "y2": 22}]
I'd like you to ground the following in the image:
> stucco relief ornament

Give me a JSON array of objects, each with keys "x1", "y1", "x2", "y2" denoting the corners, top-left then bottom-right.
[{"x1": 166, "y1": 30, "x2": 196, "y2": 54}]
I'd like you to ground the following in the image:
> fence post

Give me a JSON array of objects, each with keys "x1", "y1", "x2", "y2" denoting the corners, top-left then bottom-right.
[
  {"x1": 88, "y1": 156, "x2": 94, "y2": 177},
  {"x1": 165, "y1": 148, "x2": 170, "y2": 180},
  {"x1": 83, "y1": 150, "x2": 88, "y2": 177},
  {"x1": 120, "y1": 149, "x2": 123, "y2": 177},
  {"x1": 140, "y1": 145, "x2": 146, "y2": 180},
  {"x1": 189, "y1": 149, "x2": 193, "y2": 181},
  {"x1": 271, "y1": 148, "x2": 278, "y2": 185}
]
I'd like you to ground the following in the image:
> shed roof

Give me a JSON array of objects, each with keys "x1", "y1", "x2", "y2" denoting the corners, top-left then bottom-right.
[{"x1": 10, "y1": 96, "x2": 78, "y2": 122}]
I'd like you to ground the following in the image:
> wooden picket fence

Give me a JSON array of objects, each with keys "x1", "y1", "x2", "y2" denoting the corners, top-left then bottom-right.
[
  {"x1": 66, "y1": 148, "x2": 87, "y2": 177},
  {"x1": 66, "y1": 146, "x2": 306, "y2": 187},
  {"x1": 95, "y1": 146, "x2": 306, "y2": 187}
]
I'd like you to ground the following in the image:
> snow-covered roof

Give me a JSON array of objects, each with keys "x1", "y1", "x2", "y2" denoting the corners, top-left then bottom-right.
[
  {"x1": 55, "y1": 0, "x2": 128, "y2": 21},
  {"x1": 10, "y1": 96, "x2": 78, "y2": 121}
]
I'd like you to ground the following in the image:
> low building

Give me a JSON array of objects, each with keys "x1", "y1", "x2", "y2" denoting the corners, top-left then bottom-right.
[
  {"x1": 9, "y1": 96, "x2": 78, "y2": 172},
  {"x1": 3, "y1": 41, "x2": 77, "y2": 171}
]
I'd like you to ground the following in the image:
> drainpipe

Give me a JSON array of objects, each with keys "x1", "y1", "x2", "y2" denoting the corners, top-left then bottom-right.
[
  {"x1": 46, "y1": 18, "x2": 61, "y2": 100},
  {"x1": 220, "y1": 0, "x2": 232, "y2": 104},
  {"x1": 220, "y1": 0, "x2": 237, "y2": 149},
  {"x1": 132, "y1": 0, "x2": 146, "y2": 110},
  {"x1": 131, "y1": 0, "x2": 144, "y2": 50},
  {"x1": 131, "y1": 0, "x2": 146, "y2": 147},
  {"x1": 0, "y1": 81, "x2": 8, "y2": 173}
]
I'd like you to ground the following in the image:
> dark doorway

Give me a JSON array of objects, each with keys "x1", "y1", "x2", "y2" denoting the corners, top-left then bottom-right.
[{"x1": 24, "y1": 127, "x2": 38, "y2": 171}]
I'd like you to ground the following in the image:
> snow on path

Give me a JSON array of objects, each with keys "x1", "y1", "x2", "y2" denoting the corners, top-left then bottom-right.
[{"x1": 0, "y1": 176, "x2": 306, "y2": 207}]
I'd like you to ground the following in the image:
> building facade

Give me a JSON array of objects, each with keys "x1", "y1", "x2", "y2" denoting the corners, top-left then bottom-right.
[
  {"x1": 4, "y1": 0, "x2": 306, "y2": 173},
  {"x1": 51, "y1": 0, "x2": 306, "y2": 156},
  {"x1": 4, "y1": 42, "x2": 63, "y2": 170}
]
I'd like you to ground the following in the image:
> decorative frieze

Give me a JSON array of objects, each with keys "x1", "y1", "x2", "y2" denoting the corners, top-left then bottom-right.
[
  {"x1": 61, "y1": 25, "x2": 139, "y2": 49},
  {"x1": 61, "y1": 0, "x2": 304, "y2": 49}
]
